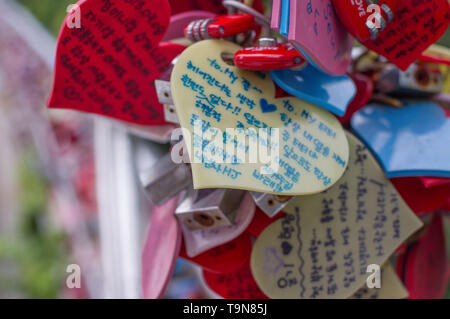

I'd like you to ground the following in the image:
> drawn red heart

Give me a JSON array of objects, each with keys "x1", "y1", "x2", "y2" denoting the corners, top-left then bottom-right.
[
  {"x1": 396, "y1": 214, "x2": 448, "y2": 299},
  {"x1": 203, "y1": 259, "x2": 268, "y2": 299},
  {"x1": 391, "y1": 177, "x2": 450, "y2": 215},
  {"x1": 362, "y1": 0, "x2": 450, "y2": 71},
  {"x1": 48, "y1": 0, "x2": 185, "y2": 126},
  {"x1": 180, "y1": 233, "x2": 252, "y2": 274}
]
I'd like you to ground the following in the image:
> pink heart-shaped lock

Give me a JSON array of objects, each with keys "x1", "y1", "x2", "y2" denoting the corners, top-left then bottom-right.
[{"x1": 142, "y1": 197, "x2": 182, "y2": 299}]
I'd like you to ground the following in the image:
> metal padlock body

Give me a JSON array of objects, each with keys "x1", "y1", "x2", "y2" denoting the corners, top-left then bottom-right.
[
  {"x1": 250, "y1": 192, "x2": 293, "y2": 218},
  {"x1": 234, "y1": 42, "x2": 306, "y2": 71},
  {"x1": 176, "y1": 188, "x2": 245, "y2": 230},
  {"x1": 376, "y1": 63, "x2": 443, "y2": 96},
  {"x1": 332, "y1": 0, "x2": 397, "y2": 41},
  {"x1": 139, "y1": 152, "x2": 193, "y2": 206},
  {"x1": 155, "y1": 79, "x2": 179, "y2": 124}
]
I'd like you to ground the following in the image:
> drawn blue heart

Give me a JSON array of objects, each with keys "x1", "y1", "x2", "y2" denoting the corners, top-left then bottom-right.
[
  {"x1": 260, "y1": 98, "x2": 277, "y2": 113},
  {"x1": 270, "y1": 65, "x2": 356, "y2": 116},
  {"x1": 351, "y1": 102, "x2": 450, "y2": 178}
]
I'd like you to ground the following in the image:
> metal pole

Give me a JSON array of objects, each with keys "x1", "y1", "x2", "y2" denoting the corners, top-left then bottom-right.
[{"x1": 95, "y1": 119, "x2": 143, "y2": 298}]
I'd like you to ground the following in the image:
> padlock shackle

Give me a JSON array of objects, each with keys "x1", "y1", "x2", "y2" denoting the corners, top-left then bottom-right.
[{"x1": 222, "y1": 0, "x2": 270, "y2": 28}]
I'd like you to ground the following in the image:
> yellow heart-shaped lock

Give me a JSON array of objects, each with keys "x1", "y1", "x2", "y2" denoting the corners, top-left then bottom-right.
[
  {"x1": 350, "y1": 263, "x2": 408, "y2": 299},
  {"x1": 171, "y1": 40, "x2": 349, "y2": 195},
  {"x1": 250, "y1": 132, "x2": 423, "y2": 299}
]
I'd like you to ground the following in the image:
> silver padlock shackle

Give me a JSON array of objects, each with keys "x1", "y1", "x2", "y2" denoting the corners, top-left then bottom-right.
[{"x1": 222, "y1": 0, "x2": 271, "y2": 28}]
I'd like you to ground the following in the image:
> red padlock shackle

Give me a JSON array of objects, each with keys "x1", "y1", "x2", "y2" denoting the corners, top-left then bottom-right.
[
  {"x1": 184, "y1": 14, "x2": 255, "y2": 41},
  {"x1": 418, "y1": 53, "x2": 450, "y2": 67},
  {"x1": 234, "y1": 41, "x2": 307, "y2": 71}
]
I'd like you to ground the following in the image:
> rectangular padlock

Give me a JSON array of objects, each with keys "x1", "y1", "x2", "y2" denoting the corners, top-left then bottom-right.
[
  {"x1": 176, "y1": 188, "x2": 245, "y2": 230},
  {"x1": 139, "y1": 151, "x2": 192, "y2": 206},
  {"x1": 376, "y1": 63, "x2": 443, "y2": 96},
  {"x1": 155, "y1": 79, "x2": 179, "y2": 124},
  {"x1": 250, "y1": 191, "x2": 293, "y2": 217}
]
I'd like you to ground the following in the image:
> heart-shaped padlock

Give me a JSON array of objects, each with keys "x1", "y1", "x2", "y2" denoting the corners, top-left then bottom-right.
[
  {"x1": 250, "y1": 132, "x2": 423, "y2": 299},
  {"x1": 142, "y1": 196, "x2": 182, "y2": 299},
  {"x1": 171, "y1": 40, "x2": 349, "y2": 196},
  {"x1": 331, "y1": 0, "x2": 398, "y2": 42},
  {"x1": 275, "y1": 0, "x2": 354, "y2": 76},
  {"x1": 352, "y1": 101, "x2": 450, "y2": 178},
  {"x1": 362, "y1": 0, "x2": 450, "y2": 71},
  {"x1": 48, "y1": 0, "x2": 185, "y2": 126},
  {"x1": 203, "y1": 258, "x2": 268, "y2": 299},
  {"x1": 396, "y1": 214, "x2": 448, "y2": 299}
]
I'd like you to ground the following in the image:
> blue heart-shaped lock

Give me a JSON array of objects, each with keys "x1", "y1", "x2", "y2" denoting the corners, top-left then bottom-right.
[
  {"x1": 270, "y1": 65, "x2": 356, "y2": 116},
  {"x1": 351, "y1": 102, "x2": 450, "y2": 178}
]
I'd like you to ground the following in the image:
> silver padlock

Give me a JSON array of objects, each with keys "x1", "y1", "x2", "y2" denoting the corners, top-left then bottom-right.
[
  {"x1": 250, "y1": 191, "x2": 294, "y2": 218},
  {"x1": 376, "y1": 63, "x2": 443, "y2": 96},
  {"x1": 155, "y1": 79, "x2": 179, "y2": 124},
  {"x1": 176, "y1": 188, "x2": 245, "y2": 230},
  {"x1": 139, "y1": 151, "x2": 192, "y2": 206}
]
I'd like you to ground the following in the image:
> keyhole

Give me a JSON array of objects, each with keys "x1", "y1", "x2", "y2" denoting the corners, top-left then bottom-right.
[{"x1": 194, "y1": 212, "x2": 214, "y2": 227}]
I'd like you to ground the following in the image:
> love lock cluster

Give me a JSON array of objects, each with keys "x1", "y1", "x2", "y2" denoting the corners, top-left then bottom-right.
[{"x1": 48, "y1": 0, "x2": 450, "y2": 300}]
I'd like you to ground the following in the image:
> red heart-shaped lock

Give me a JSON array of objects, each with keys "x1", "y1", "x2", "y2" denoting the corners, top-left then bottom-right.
[
  {"x1": 203, "y1": 259, "x2": 268, "y2": 299},
  {"x1": 169, "y1": 0, "x2": 264, "y2": 16},
  {"x1": 332, "y1": 0, "x2": 399, "y2": 42},
  {"x1": 168, "y1": 0, "x2": 226, "y2": 15},
  {"x1": 48, "y1": 0, "x2": 185, "y2": 126},
  {"x1": 191, "y1": 0, "x2": 226, "y2": 14},
  {"x1": 420, "y1": 177, "x2": 450, "y2": 188},
  {"x1": 338, "y1": 73, "x2": 374, "y2": 124},
  {"x1": 441, "y1": 198, "x2": 450, "y2": 211},
  {"x1": 180, "y1": 233, "x2": 252, "y2": 274},
  {"x1": 391, "y1": 177, "x2": 450, "y2": 215},
  {"x1": 396, "y1": 214, "x2": 448, "y2": 299},
  {"x1": 168, "y1": 0, "x2": 206, "y2": 15},
  {"x1": 246, "y1": 207, "x2": 285, "y2": 238},
  {"x1": 362, "y1": 0, "x2": 450, "y2": 71}
]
